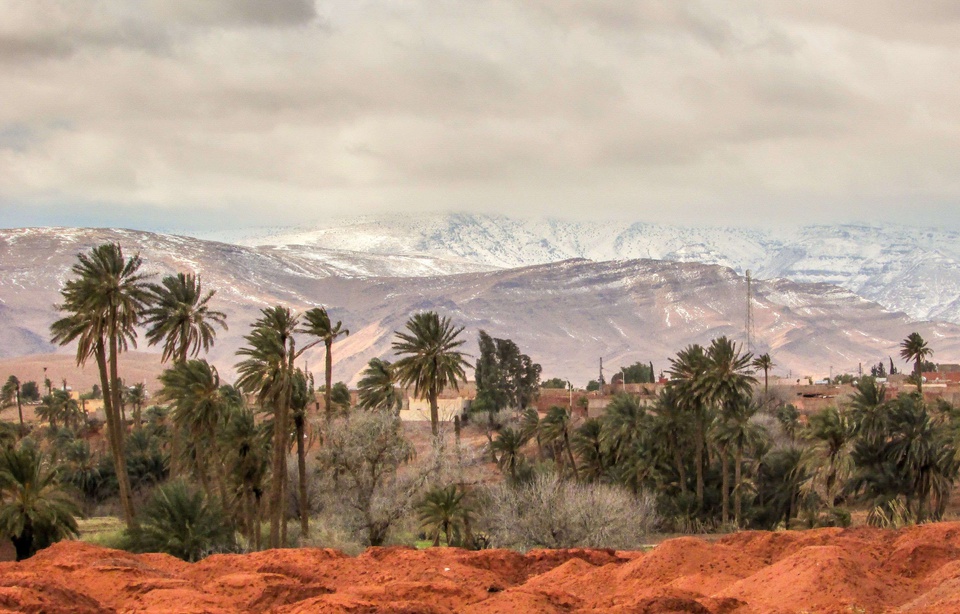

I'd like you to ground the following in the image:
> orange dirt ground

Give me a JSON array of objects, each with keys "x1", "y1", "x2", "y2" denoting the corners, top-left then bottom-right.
[{"x1": 5, "y1": 523, "x2": 960, "y2": 613}]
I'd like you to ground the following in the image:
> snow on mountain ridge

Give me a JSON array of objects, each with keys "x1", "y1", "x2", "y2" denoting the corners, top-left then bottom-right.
[{"x1": 202, "y1": 214, "x2": 960, "y2": 324}]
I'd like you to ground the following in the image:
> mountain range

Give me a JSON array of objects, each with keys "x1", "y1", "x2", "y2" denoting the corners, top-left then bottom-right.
[
  {"x1": 191, "y1": 213, "x2": 960, "y2": 325},
  {"x1": 2, "y1": 224, "x2": 958, "y2": 387}
]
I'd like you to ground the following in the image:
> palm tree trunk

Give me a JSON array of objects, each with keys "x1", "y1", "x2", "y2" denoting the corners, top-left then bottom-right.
[
  {"x1": 296, "y1": 415, "x2": 309, "y2": 539},
  {"x1": 429, "y1": 388, "x2": 440, "y2": 438},
  {"x1": 734, "y1": 443, "x2": 743, "y2": 527},
  {"x1": 695, "y1": 419, "x2": 705, "y2": 509},
  {"x1": 281, "y1": 460, "x2": 288, "y2": 546},
  {"x1": 105, "y1": 335, "x2": 137, "y2": 529},
  {"x1": 764, "y1": 369, "x2": 769, "y2": 394},
  {"x1": 212, "y1": 443, "x2": 229, "y2": 515},
  {"x1": 670, "y1": 431, "x2": 686, "y2": 494},
  {"x1": 916, "y1": 359, "x2": 923, "y2": 393},
  {"x1": 15, "y1": 390, "x2": 23, "y2": 433},
  {"x1": 325, "y1": 340, "x2": 333, "y2": 419},
  {"x1": 269, "y1": 398, "x2": 286, "y2": 548},
  {"x1": 721, "y1": 445, "x2": 730, "y2": 525},
  {"x1": 254, "y1": 489, "x2": 263, "y2": 551}
]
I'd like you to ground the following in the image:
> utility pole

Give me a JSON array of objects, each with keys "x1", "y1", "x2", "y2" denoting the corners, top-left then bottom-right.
[
  {"x1": 599, "y1": 357, "x2": 605, "y2": 388},
  {"x1": 744, "y1": 270, "x2": 754, "y2": 353}
]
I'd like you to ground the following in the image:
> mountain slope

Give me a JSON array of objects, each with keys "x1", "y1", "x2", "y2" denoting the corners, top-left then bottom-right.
[
  {"x1": 2, "y1": 227, "x2": 958, "y2": 386},
  {"x1": 209, "y1": 213, "x2": 960, "y2": 324}
]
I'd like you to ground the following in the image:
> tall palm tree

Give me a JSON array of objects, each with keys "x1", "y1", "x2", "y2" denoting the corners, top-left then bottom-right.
[
  {"x1": 700, "y1": 337, "x2": 756, "y2": 520},
  {"x1": 667, "y1": 344, "x2": 709, "y2": 508},
  {"x1": 357, "y1": 358, "x2": 403, "y2": 413},
  {"x1": 220, "y1": 404, "x2": 269, "y2": 550},
  {"x1": 0, "y1": 446, "x2": 80, "y2": 560},
  {"x1": 290, "y1": 369, "x2": 312, "y2": 539},
  {"x1": 701, "y1": 337, "x2": 756, "y2": 414},
  {"x1": 392, "y1": 312, "x2": 469, "y2": 438},
  {"x1": 157, "y1": 360, "x2": 230, "y2": 508},
  {"x1": 715, "y1": 401, "x2": 768, "y2": 526},
  {"x1": 1, "y1": 376, "x2": 23, "y2": 432},
  {"x1": 235, "y1": 306, "x2": 300, "y2": 548},
  {"x1": 300, "y1": 307, "x2": 348, "y2": 419},
  {"x1": 50, "y1": 243, "x2": 149, "y2": 529},
  {"x1": 651, "y1": 387, "x2": 691, "y2": 495},
  {"x1": 752, "y1": 353, "x2": 775, "y2": 394},
  {"x1": 143, "y1": 273, "x2": 227, "y2": 364},
  {"x1": 900, "y1": 332, "x2": 933, "y2": 393}
]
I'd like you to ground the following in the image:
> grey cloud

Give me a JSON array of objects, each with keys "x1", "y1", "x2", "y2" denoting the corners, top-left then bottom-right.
[
  {"x1": 0, "y1": 1, "x2": 958, "y2": 231},
  {"x1": 146, "y1": 0, "x2": 317, "y2": 27}
]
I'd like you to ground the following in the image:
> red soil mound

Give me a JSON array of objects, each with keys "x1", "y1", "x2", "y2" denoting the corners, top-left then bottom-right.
[{"x1": 5, "y1": 524, "x2": 960, "y2": 612}]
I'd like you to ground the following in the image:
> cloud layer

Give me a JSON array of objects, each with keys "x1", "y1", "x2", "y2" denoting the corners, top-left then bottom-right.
[{"x1": 1, "y1": 1, "x2": 958, "y2": 230}]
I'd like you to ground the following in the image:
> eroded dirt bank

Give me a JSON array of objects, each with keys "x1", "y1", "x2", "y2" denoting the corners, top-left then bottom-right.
[{"x1": 4, "y1": 523, "x2": 960, "y2": 613}]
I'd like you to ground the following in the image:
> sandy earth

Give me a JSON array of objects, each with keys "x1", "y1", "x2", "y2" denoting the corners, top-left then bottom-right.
[{"x1": 3, "y1": 523, "x2": 960, "y2": 613}]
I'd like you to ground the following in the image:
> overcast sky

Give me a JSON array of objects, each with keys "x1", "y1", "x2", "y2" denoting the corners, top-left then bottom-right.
[{"x1": 1, "y1": 1, "x2": 959, "y2": 231}]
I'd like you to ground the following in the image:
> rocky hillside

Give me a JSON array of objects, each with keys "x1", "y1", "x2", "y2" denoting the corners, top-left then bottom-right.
[
  {"x1": 5, "y1": 524, "x2": 960, "y2": 612},
  {"x1": 2, "y1": 227, "x2": 958, "y2": 386}
]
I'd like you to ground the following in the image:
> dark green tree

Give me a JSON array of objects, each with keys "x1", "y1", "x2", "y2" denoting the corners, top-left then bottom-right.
[{"x1": 0, "y1": 446, "x2": 79, "y2": 560}]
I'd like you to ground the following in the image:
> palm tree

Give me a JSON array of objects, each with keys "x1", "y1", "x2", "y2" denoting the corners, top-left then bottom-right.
[
  {"x1": 290, "y1": 369, "x2": 312, "y2": 539},
  {"x1": 572, "y1": 418, "x2": 606, "y2": 481},
  {"x1": 134, "y1": 480, "x2": 234, "y2": 562},
  {"x1": 752, "y1": 353, "x2": 775, "y2": 394},
  {"x1": 541, "y1": 405, "x2": 579, "y2": 479},
  {"x1": 800, "y1": 406, "x2": 856, "y2": 512},
  {"x1": 667, "y1": 344, "x2": 709, "y2": 508},
  {"x1": 125, "y1": 383, "x2": 147, "y2": 428},
  {"x1": 235, "y1": 306, "x2": 300, "y2": 548},
  {"x1": 220, "y1": 405, "x2": 269, "y2": 550},
  {"x1": 357, "y1": 358, "x2": 403, "y2": 413},
  {"x1": 700, "y1": 337, "x2": 756, "y2": 415},
  {"x1": 143, "y1": 273, "x2": 227, "y2": 364},
  {"x1": 50, "y1": 243, "x2": 149, "y2": 529},
  {"x1": 1, "y1": 376, "x2": 23, "y2": 432},
  {"x1": 491, "y1": 427, "x2": 526, "y2": 481},
  {"x1": 716, "y1": 401, "x2": 768, "y2": 526},
  {"x1": 392, "y1": 312, "x2": 469, "y2": 438},
  {"x1": 650, "y1": 387, "x2": 691, "y2": 495},
  {"x1": 849, "y1": 376, "x2": 888, "y2": 443},
  {"x1": 157, "y1": 359, "x2": 230, "y2": 508},
  {"x1": 599, "y1": 394, "x2": 647, "y2": 466},
  {"x1": 900, "y1": 332, "x2": 933, "y2": 393},
  {"x1": 300, "y1": 307, "x2": 348, "y2": 419},
  {"x1": 417, "y1": 484, "x2": 472, "y2": 547},
  {"x1": 0, "y1": 446, "x2": 80, "y2": 560}
]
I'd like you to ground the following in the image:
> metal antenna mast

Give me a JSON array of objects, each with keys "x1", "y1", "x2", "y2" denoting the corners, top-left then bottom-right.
[{"x1": 745, "y1": 270, "x2": 754, "y2": 353}]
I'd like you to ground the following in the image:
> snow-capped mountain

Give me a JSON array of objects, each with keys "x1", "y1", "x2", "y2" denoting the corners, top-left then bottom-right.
[
  {"x1": 3, "y1": 226, "x2": 960, "y2": 386},
  {"x1": 193, "y1": 213, "x2": 960, "y2": 324}
]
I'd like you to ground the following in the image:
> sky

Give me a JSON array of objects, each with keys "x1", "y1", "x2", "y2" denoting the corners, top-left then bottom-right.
[{"x1": 1, "y1": 1, "x2": 959, "y2": 231}]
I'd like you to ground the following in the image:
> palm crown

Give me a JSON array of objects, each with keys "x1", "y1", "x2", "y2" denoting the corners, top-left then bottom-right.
[
  {"x1": 143, "y1": 273, "x2": 227, "y2": 364},
  {"x1": 392, "y1": 311, "x2": 469, "y2": 436}
]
